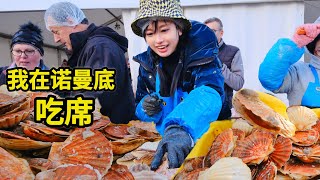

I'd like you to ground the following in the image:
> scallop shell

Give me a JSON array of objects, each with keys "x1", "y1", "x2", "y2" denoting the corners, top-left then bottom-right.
[
  {"x1": 174, "y1": 168, "x2": 208, "y2": 180},
  {"x1": 205, "y1": 128, "x2": 236, "y2": 166},
  {"x1": 133, "y1": 152, "x2": 155, "y2": 166},
  {"x1": 269, "y1": 135, "x2": 292, "y2": 168},
  {"x1": 111, "y1": 138, "x2": 146, "y2": 155},
  {"x1": 233, "y1": 89, "x2": 296, "y2": 138},
  {"x1": 127, "y1": 126, "x2": 161, "y2": 141},
  {"x1": 232, "y1": 129, "x2": 275, "y2": 164},
  {"x1": 103, "y1": 124, "x2": 130, "y2": 140},
  {"x1": 2, "y1": 94, "x2": 30, "y2": 115},
  {"x1": 291, "y1": 129, "x2": 319, "y2": 146},
  {"x1": 198, "y1": 157, "x2": 251, "y2": 180},
  {"x1": 232, "y1": 118, "x2": 253, "y2": 136},
  {"x1": 232, "y1": 128, "x2": 246, "y2": 140},
  {"x1": 48, "y1": 128, "x2": 113, "y2": 176},
  {"x1": 253, "y1": 160, "x2": 277, "y2": 180},
  {"x1": 281, "y1": 158, "x2": 320, "y2": 179},
  {"x1": 90, "y1": 115, "x2": 111, "y2": 130},
  {"x1": 182, "y1": 156, "x2": 206, "y2": 172},
  {"x1": 0, "y1": 147, "x2": 35, "y2": 179},
  {"x1": 35, "y1": 164, "x2": 101, "y2": 180},
  {"x1": 275, "y1": 173, "x2": 293, "y2": 180},
  {"x1": 292, "y1": 144, "x2": 320, "y2": 163},
  {"x1": 129, "y1": 120, "x2": 158, "y2": 134},
  {"x1": 0, "y1": 108, "x2": 31, "y2": 129},
  {"x1": 0, "y1": 130, "x2": 52, "y2": 150},
  {"x1": 102, "y1": 164, "x2": 134, "y2": 180},
  {"x1": 287, "y1": 106, "x2": 318, "y2": 131},
  {"x1": 312, "y1": 120, "x2": 320, "y2": 135}
]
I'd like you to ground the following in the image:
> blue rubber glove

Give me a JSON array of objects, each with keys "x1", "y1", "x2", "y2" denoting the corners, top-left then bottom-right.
[
  {"x1": 259, "y1": 38, "x2": 304, "y2": 91},
  {"x1": 151, "y1": 125, "x2": 192, "y2": 170}
]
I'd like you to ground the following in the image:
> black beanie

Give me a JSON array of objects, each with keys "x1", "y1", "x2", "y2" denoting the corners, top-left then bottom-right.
[{"x1": 11, "y1": 22, "x2": 44, "y2": 56}]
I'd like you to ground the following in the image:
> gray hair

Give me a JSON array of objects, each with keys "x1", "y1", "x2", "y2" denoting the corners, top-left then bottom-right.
[{"x1": 204, "y1": 17, "x2": 223, "y2": 30}]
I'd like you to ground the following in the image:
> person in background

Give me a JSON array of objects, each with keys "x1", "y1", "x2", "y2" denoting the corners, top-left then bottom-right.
[
  {"x1": 132, "y1": 0, "x2": 224, "y2": 170},
  {"x1": 259, "y1": 16, "x2": 320, "y2": 107},
  {"x1": 44, "y1": 2, "x2": 135, "y2": 123},
  {"x1": 0, "y1": 22, "x2": 49, "y2": 85},
  {"x1": 204, "y1": 17, "x2": 245, "y2": 119}
]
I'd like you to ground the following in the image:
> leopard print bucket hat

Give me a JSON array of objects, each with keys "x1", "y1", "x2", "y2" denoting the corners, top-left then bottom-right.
[{"x1": 131, "y1": 0, "x2": 191, "y2": 37}]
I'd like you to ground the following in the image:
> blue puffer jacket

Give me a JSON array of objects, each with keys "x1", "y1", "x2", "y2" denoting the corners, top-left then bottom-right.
[{"x1": 133, "y1": 20, "x2": 224, "y2": 141}]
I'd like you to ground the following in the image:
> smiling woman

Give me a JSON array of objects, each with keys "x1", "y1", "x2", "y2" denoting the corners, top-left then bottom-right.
[{"x1": 0, "y1": 22, "x2": 49, "y2": 86}]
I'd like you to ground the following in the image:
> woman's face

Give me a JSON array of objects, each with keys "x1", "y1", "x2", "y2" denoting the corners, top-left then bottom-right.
[
  {"x1": 314, "y1": 40, "x2": 320, "y2": 57},
  {"x1": 145, "y1": 21, "x2": 182, "y2": 58},
  {"x1": 11, "y1": 44, "x2": 42, "y2": 70}
]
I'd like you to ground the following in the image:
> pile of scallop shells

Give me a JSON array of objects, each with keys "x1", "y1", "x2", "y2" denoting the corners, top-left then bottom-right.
[{"x1": 175, "y1": 89, "x2": 320, "y2": 180}]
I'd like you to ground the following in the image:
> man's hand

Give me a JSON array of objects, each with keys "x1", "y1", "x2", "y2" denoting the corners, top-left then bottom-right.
[{"x1": 151, "y1": 125, "x2": 192, "y2": 170}]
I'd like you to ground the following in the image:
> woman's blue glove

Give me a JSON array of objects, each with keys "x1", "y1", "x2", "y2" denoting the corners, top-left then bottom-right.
[
  {"x1": 151, "y1": 125, "x2": 193, "y2": 170},
  {"x1": 142, "y1": 94, "x2": 163, "y2": 116}
]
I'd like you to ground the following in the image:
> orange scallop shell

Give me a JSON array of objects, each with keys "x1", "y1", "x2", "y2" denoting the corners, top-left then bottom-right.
[
  {"x1": 205, "y1": 128, "x2": 236, "y2": 166},
  {"x1": 21, "y1": 121, "x2": 70, "y2": 142},
  {"x1": 281, "y1": 158, "x2": 320, "y2": 179},
  {"x1": 174, "y1": 168, "x2": 208, "y2": 180},
  {"x1": 232, "y1": 129, "x2": 275, "y2": 164},
  {"x1": 0, "y1": 108, "x2": 31, "y2": 129},
  {"x1": 269, "y1": 135, "x2": 292, "y2": 168},
  {"x1": 233, "y1": 89, "x2": 295, "y2": 137},
  {"x1": 102, "y1": 164, "x2": 134, "y2": 180},
  {"x1": 292, "y1": 144, "x2": 320, "y2": 163},
  {"x1": 0, "y1": 147, "x2": 35, "y2": 179},
  {"x1": 111, "y1": 138, "x2": 146, "y2": 155},
  {"x1": 291, "y1": 129, "x2": 319, "y2": 146},
  {"x1": 253, "y1": 160, "x2": 277, "y2": 180},
  {"x1": 48, "y1": 128, "x2": 113, "y2": 176},
  {"x1": 103, "y1": 124, "x2": 130, "y2": 140},
  {"x1": 232, "y1": 128, "x2": 246, "y2": 140},
  {"x1": 35, "y1": 164, "x2": 101, "y2": 180},
  {"x1": 0, "y1": 129, "x2": 52, "y2": 150}
]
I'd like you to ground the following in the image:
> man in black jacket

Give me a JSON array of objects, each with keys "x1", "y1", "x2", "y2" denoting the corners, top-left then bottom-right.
[{"x1": 44, "y1": 2, "x2": 135, "y2": 124}]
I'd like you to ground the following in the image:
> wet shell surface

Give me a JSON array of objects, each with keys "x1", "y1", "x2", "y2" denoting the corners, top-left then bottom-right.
[
  {"x1": 233, "y1": 89, "x2": 296, "y2": 138},
  {"x1": 35, "y1": 164, "x2": 101, "y2": 180},
  {"x1": 102, "y1": 164, "x2": 134, "y2": 180},
  {"x1": 198, "y1": 157, "x2": 251, "y2": 180},
  {"x1": 287, "y1": 106, "x2": 318, "y2": 131},
  {"x1": 232, "y1": 129, "x2": 275, "y2": 164},
  {"x1": 205, "y1": 128, "x2": 236, "y2": 166},
  {"x1": 48, "y1": 128, "x2": 113, "y2": 176},
  {"x1": 269, "y1": 135, "x2": 292, "y2": 168},
  {"x1": 0, "y1": 147, "x2": 35, "y2": 179}
]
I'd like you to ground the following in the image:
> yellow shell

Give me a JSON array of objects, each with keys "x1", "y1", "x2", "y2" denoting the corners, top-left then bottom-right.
[{"x1": 287, "y1": 106, "x2": 318, "y2": 131}]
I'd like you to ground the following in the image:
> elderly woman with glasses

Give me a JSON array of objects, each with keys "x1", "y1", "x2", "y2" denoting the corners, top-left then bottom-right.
[
  {"x1": 0, "y1": 22, "x2": 49, "y2": 86},
  {"x1": 259, "y1": 17, "x2": 320, "y2": 107}
]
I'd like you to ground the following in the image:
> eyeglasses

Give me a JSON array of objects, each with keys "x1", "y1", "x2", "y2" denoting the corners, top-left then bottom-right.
[{"x1": 11, "y1": 50, "x2": 36, "y2": 57}]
